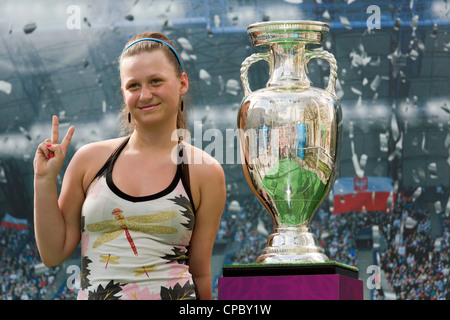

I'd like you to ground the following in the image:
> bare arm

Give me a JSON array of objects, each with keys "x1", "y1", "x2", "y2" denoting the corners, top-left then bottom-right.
[
  {"x1": 33, "y1": 116, "x2": 83, "y2": 266},
  {"x1": 188, "y1": 156, "x2": 226, "y2": 300}
]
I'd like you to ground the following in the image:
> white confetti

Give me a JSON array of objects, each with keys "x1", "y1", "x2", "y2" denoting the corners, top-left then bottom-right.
[
  {"x1": 428, "y1": 162, "x2": 437, "y2": 178},
  {"x1": 351, "y1": 87, "x2": 362, "y2": 96},
  {"x1": 214, "y1": 14, "x2": 221, "y2": 28},
  {"x1": 322, "y1": 10, "x2": 331, "y2": 23},
  {"x1": 226, "y1": 79, "x2": 239, "y2": 95},
  {"x1": 177, "y1": 37, "x2": 193, "y2": 51},
  {"x1": 359, "y1": 154, "x2": 368, "y2": 170},
  {"x1": 421, "y1": 132, "x2": 429, "y2": 154},
  {"x1": 370, "y1": 75, "x2": 381, "y2": 91},
  {"x1": 351, "y1": 141, "x2": 364, "y2": 177},
  {"x1": 199, "y1": 69, "x2": 211, "y2": 85},
  {"x1": 350, "y1": 49, "x2": 371, "y2": 67},
  {"x1": 412, "y1": 187, "x2": 422, "y2": 201},
  {"x1": 370, "y1": 56, "x2": 381, "y2": 67},
  {"x1": 391, "y1": 113, "x2": 400, "y2": 141},
  {"x1": 434, "y1": 201, "x2": 442, "y2": 213},
  {"x1": 411, "y1": 14, "x2": 419, "y2": 30},
  {"x1": 339, "y1": 16, "x2": 352, "y2": 29},
  {"x1": 409, "y1": 48, "x2": 419, "y2": 60},
  {"x1": 0, "y1": 80, "x2": 12, "y2": 94}
]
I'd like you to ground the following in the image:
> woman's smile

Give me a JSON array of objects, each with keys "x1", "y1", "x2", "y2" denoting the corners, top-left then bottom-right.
[{"x1": 138, "y1": 103, "x2": 159, "y2": 111}]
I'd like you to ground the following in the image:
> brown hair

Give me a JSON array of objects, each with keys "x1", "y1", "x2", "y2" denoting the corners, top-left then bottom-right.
[{"x1": 118, "y1": 32, "x2": 187, "y2": 135}]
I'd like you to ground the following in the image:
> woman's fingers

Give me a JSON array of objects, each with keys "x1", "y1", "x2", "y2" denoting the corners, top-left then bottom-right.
[
  {"x1": 46, "y1": 144, "x2": 55, "y2": 158},
  {"x1": 48, "y1": 115, "x2": 75, "y2": 155},
  {"x1": 34, "y1": 117, "x2": 75, "y2": 178},
  {"x1": 51, "y1": 115, "x2": 59, "y2": 145},
  {"x1": 37, "y1": 117, "x2": 75, "y2": 163},
  {"x1": 60, "y1": 126, "x2": 75, "y2": 154},
  {"x1": 39, "y1": 142, "x2": 54, "y2": 157}
]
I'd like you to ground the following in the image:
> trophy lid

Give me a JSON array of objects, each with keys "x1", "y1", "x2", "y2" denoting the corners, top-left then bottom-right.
[{"x1": 247, "y1": 20, "x2": 329, "y2": 46}]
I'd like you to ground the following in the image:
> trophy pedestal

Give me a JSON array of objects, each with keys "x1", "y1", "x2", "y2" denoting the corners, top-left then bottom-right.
[{"x1": 218, "y1": 262, "x2": 363, "y2": 300}]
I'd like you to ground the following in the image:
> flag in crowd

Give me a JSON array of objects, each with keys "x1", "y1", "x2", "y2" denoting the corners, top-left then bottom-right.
[
  {"x1": 332, "y1": 177, "x2": 395, "y2": 214},
  {"x1": 1, "y1": 213, "x2": 28, "y2": 230}
]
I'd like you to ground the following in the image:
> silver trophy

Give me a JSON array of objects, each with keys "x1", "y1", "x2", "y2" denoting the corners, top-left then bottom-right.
[{"x1": 238, "y1": 21, "x2": 343, "y2": 263}]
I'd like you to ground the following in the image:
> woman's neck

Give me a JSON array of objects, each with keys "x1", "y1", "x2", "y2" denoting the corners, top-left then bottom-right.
[{"x1": 128, "y1": 124, "x2": 179, "y2": 154}]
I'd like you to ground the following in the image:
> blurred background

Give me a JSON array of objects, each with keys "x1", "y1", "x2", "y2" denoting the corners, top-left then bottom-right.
[{"x1": 0, "y1": 0, "x2": 449, "y2": 300}]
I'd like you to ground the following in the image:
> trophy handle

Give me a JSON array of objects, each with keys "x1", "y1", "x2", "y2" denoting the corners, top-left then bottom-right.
[
  {"x1": 305, "y1": 49, "x2": 338, "y2": 99},
  {"x1": 240, "y1": 52, "x2": 271, "y2": 97}
]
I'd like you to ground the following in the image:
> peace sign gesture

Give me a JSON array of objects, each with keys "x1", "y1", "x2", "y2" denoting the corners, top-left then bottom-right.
[{"x1": 34, "y1": 115, "x2": 75, "y2": 180}]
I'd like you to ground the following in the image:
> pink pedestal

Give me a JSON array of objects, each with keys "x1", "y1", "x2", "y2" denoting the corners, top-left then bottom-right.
[{"x1": 218, "y1": 263, "x2": 363, "y2": 300}]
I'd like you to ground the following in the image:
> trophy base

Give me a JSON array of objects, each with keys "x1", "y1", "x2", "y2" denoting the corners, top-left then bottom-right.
[
  {"x1": 219, "y1": 262, "x2": 363, "y2": 300},
  {"x1": 257, "y1": 226, "x2": 329, "y2": 264}
]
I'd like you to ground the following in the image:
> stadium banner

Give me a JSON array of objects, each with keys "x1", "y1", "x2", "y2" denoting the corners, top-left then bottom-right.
[
  {"x1": 332, "y1": 177, "x2": 395, "y2": 214},
  {"x1": 1, "y1": 213, "x2": 28, "y2": 230}
]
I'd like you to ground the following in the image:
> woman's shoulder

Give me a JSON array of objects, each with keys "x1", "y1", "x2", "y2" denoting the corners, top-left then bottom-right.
[
  {"x1": 69, "y1": 137, "x2": 129, "y2": 189},
  {"x1": 74, "y1": 136, "x2": 128, "y2": 159},
  {"x1": 181, "y1": 142, "x2": 224, "y2": 179}
]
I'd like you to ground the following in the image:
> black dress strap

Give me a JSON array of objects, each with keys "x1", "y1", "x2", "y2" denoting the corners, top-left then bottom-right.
[
  {"x1": 179, "y1": 142, "x2": 196, "y2": 215},
  {"x1": 93, "y1": 136, "x2": 131, "y2": 180}
]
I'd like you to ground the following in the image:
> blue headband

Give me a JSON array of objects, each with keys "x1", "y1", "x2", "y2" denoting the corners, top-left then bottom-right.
[{"x1": 121, "y1": 38, "x2": 184, "y2": 73}]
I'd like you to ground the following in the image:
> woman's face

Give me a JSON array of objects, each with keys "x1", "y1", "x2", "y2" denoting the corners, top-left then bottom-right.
[{"x1": 121, "y1": 50, "x2": 188, "y2": 130}]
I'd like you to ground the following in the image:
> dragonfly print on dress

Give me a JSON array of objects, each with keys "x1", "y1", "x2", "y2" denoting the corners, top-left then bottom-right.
[
  {"x1": 99, "y1": 254, "x2": 120, "y2": 269},
  {"x1": 133, "y1": 265, "x2": 157, "y2": 278},
  {"x1": 86, "y1": 208, "x2": 178, "y2": 256}
]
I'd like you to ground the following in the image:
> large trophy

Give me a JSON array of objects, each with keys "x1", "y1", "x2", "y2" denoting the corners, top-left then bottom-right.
[{"x1": 238, "y1": 20, "x2": 343, "y2": 264}]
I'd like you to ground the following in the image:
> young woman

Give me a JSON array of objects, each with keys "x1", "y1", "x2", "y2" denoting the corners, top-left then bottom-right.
[{"x1": 33, "y1": 32, "x2": 226, "y2": 300}]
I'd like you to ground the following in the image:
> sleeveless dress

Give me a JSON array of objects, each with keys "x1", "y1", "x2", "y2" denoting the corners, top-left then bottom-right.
[{"x1": 77, "y1": 137, "x2": 198, "y2": 300}]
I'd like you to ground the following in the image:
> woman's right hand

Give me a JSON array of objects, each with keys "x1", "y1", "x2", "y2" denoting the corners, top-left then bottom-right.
[{"x1": 34, "y1": 115, "x2": 75, "y2": 180}]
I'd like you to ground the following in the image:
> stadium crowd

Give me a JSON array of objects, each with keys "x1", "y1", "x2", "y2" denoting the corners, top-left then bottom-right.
[
  {"x1": 377, "y1": 194, "x2": 450, "y2": 300},
  {"x1": 0, "y1": 225, "x2": 61, "y2": 300}
]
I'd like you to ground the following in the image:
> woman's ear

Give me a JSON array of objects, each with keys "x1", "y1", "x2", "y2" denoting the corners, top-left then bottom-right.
[{"x1": 179, "y1": 73, "x2": 189, "y2": 95}]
